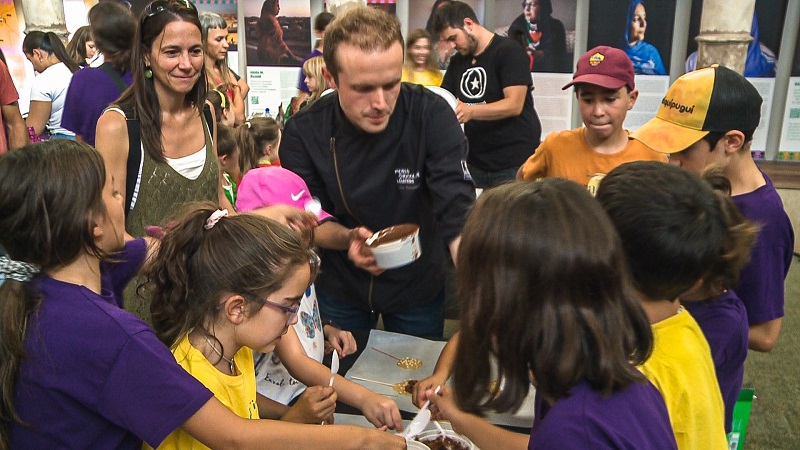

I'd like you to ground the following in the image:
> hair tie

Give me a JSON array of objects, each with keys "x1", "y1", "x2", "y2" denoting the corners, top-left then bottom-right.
[
  {"x1": 0, "y1": 256, "x2": 41, "y2": 282},
  {"x1": 204, "y1": 209, "x2": 229, "y2": 230},
  {"x1": 245, "y1": 121, "x2": 251, "y2": 129}
]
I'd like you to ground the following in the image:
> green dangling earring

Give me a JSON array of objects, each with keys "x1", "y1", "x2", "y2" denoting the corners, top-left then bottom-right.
[{"x1": 144, "y1": 67, "x2": 153, "y2": 79}]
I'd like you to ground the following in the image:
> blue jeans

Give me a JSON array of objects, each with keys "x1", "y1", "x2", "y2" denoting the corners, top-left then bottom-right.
[
  {"x1": 316, "y1": 287, "x2": 445, "y2": 339},
  {"x1": 467, "y1": 164, "x2": 518, "y2": 189}
]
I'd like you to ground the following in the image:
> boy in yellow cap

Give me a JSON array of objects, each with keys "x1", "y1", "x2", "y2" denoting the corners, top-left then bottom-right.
[
  {"x1": 516, "y1": 45, "x2": 665, "y2": 190},
  {"x1": 633, "y1": 65, "x2": 794, "y2": 353}
]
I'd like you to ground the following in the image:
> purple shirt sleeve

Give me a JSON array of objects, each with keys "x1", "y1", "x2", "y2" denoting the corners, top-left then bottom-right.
[{"x1": 97, "y1": 329, "x2": 213, "y2": 447}]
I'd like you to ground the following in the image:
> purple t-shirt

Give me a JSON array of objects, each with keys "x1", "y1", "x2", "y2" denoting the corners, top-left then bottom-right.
[
  {"x1": 684, "y1": 290, "x2": 748, "y2": 433},
  {"x1": 62, "y1": 65, "x2": 133, "y2": 146},
  {"x1": 529, "y1": 379, "x2": 677, "y2": 449},
  {"x1": 10, "y1": 239, "x2": 213, "y2": 449},
  {"x1": 732, "y1": 173, "x2": 794, "y2": 325},
  {"x1": 296, "y1": 48, "x2": 322, "y2": 93}
]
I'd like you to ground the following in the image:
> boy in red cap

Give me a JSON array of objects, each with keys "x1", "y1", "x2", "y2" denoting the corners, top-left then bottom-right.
[
  {"x1": 633, "y1": 65, "x2": 794, "y2": 353},
  {"x1": 517, "y1": 45, "x2": 665, "y2": 189}
]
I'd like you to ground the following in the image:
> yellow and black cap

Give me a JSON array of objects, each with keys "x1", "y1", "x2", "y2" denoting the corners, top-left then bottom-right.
[{"x1": 632, "y1": 65, "x2": 762, "y2": 154}]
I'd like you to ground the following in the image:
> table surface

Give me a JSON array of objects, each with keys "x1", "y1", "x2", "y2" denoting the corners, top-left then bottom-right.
[{"x1": 325, "y1": 329, "x2": 533, "y2": 433}]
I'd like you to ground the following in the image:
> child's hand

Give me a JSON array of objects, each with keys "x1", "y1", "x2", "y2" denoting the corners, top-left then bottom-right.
[
  {"x1": 323, "y1": 325, "x2": 357, "y2": 357},
  {"x1": 426, "y1": 386, "x2": 465, "y2": 432},
  {"x1": 360, "y1": 391, "x2": 404, "y2": 433},
  {"x1": 281, "y1": 386, "x2": 336, "y2": 424},
  {"x1": 412, "y1": 373, "x2": 448, "y2": 408}
]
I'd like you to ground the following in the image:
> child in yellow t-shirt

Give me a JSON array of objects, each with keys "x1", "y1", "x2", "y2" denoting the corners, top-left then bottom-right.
[{"x1": 597, "y1": 161, "x2": 729, "y2": 450}]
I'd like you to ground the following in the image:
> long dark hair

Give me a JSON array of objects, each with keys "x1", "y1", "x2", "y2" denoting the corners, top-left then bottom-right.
[
  {"x1": 144, "y1": 202, "x2": 318, "y2": 351},
  {"x1": 0, "y1": 140, "x2": 109, "y2": 450},
  {"x1": 66, "y1": 26, "x2": 93, "y2": 64},
  {"x1": 117, "y1": 0, "x2": 207, "y2": 163},
  {"x1": 23, "y1": 31, "x2": 81, "y2": 73},
  {"x1": 88, "y1": 1, "x2": 136, "y2": 72},
  {"x1": 453, "y1": 180, "x2": 652, "y2": 415}
]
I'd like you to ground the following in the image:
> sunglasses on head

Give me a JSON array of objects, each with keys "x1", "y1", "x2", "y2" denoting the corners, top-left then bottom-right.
[{"x1": 143, "y1": 0, "x2": 197, "y2": 25}]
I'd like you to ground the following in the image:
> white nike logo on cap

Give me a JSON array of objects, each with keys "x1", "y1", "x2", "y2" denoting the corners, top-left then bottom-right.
[{"x1": 291, "y1": 190, "x2": 305, "y2": 201}]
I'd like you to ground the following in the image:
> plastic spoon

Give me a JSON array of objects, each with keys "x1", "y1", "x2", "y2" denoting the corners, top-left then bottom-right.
[
  {"x1": 329, "y1": 349, "x2": 339, "y2": 387},
  {"x1": 402, "y1": 385, "x2": 441, "y2": 440},
  {"x1": 322, "y1": 350, "x2": 339, "y2": 425}
]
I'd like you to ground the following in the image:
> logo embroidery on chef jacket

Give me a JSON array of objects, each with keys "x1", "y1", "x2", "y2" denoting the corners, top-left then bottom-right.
[{"x1": 395, "y1": 168, "x2": 421, "y2": 189}]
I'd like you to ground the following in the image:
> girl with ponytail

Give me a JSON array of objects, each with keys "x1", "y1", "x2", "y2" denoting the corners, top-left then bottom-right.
[{"x1": 22, "y1": 31, "x2": 80, "y2": 139}]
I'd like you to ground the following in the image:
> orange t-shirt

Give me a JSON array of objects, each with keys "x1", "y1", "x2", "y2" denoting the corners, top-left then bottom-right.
[{"x1": 519, "y1": 127, "x2": 667, "y2": 187}]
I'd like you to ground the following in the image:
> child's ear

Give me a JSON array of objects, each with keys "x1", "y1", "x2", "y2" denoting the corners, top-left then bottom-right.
[
  {"x1": 722, "y1": 130, "x2": 745, "y2": 154},
  {"x1": 627, "y1": 88, "x2": 640, "y2": 110},
  {"x1": 222, "y1": 295, "x2": 248, "y2": 325}
]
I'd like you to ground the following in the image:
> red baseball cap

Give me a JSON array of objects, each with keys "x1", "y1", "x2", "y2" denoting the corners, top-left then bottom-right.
[{"x1": 563, "y1": 46, "x2": 635, "y2": 91}]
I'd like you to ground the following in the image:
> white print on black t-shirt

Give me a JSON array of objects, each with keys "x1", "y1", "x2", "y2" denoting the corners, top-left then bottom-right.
[
  {"x1": 460, "y1": 67, "x2": 487, "y2": 99},
  {"x1": 395, "y1": 168, "x2": 420, "y2": 189}
]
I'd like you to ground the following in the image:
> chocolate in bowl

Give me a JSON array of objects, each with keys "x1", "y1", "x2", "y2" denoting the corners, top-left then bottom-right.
[{"x1": 417, "y1": 435, "x2": 470, "y2": 450}]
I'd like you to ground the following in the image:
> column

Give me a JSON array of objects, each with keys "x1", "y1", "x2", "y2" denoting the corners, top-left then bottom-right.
[
  {"x1": 694, "y1": 0, "x2": 755, "y2": 74},
  {"x1": 18, "y1": 0, "x2": 68, "y2": 40}
]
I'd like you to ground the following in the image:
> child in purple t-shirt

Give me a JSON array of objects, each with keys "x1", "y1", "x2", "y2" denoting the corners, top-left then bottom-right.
[
  {"x1": 419, "y1": 180, "x2": 676, "y2": 450},
  {"x1": 680, "y1": 169, "x2": 758, "y2": 433},
  {"x1": 0, "y1": 139, "x2": 404, "y2": 450},
  {"x1": 633, "y1": 65, "x2": 795, "y2": 353}
]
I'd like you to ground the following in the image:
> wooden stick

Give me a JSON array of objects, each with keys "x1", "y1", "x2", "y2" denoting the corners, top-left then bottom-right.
[
  {"x1": 350, "y1": 376, "x2": 396, "y2": 387},
  {"x1": 371, "y1": 347, "x2": 401, "y2": 360}
]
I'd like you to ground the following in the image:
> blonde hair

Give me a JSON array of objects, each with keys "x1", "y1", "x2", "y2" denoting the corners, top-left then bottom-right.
[{"x1": 303, "y1": 56, "x2": 329, "y2": 102}]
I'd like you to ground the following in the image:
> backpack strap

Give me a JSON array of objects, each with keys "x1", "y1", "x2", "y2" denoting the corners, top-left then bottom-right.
[{"x1": 98, "y1": 62, "x2": 127, "y2": 94}]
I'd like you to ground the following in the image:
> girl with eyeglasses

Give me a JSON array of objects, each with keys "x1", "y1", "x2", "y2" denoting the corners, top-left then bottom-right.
[{"x1": 0, "y1": 140, "x2": 402, "y2": 450}]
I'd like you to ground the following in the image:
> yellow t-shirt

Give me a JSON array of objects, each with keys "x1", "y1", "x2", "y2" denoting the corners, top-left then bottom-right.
[
  {"x1": 518, "y1": 127, "x2": 667, "y2": 187},
  {"x1": 638, "y1": 308, "x2": 728, "y2": 450},
  {"x1": 402, "y1": 67, "x2": 444, "y2": 87},
  {"x1": 145, "y1": 334, "x2": 259, "y2": 450}
]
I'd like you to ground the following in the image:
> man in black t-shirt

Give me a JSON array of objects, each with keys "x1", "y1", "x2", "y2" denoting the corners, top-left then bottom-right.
[{"x1": 435, "y1": 1, "x2": 542, "y2": 188}]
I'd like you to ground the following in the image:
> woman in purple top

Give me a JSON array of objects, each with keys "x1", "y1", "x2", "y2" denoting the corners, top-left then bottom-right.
[
  {"x1": 62, "y1": 1, "x2": 136, "y2": 146},
  {"x1": 0, "y1": 139, "x2": 404, "y2": 450},
  {"x1": 421, "y1": 179, "x2": 677, "y2": 450},
  {"x1": 681, "y1": 170, "x2": 758, "y2": 433}
]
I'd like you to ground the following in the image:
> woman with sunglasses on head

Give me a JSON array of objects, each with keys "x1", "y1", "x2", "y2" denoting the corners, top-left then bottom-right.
[
  {"x1": 200, "y1": 12, "x2": 245, "y2": 125},
  {"x1": 95, "y1": 0, "x2": 318, "y2": 324}
]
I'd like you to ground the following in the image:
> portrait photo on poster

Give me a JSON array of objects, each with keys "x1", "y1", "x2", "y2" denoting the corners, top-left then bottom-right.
[
  {"x1": 685, "y1": 0, "x2": 787, "y2": 78},
  {"x1": 588, "y1": 0, "x2": 675, "y2": 76},
  {"x1": 243, "y1": 0, "x2": 311, "y2": 67},
  {"x1": 496, "y1": 0, "x2": 576, "y2": 73}
]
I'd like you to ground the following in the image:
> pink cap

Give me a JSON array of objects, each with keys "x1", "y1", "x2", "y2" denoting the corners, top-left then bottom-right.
[
  {"x1": 236, "y1": 167, "x2": 332, "y2": 220},
  {"x1": 563, "y1": 46, "x2": 635, "y2": 91}
]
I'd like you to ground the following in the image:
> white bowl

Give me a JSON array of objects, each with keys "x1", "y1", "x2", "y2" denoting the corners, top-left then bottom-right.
[
  {"x1": 415, "y1": 429, "x2": 476, "y2": 450},
  {"x1": 407, "y1": 439, "x2": 432, "y2": 450},
  {"x1": 367, "y1": 224, "x2": 422, "y2": 269}
]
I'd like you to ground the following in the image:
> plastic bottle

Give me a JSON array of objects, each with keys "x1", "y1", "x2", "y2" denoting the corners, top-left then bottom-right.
[{"x1": 264, "y1": 108, "x2": 272, "y2": 118}]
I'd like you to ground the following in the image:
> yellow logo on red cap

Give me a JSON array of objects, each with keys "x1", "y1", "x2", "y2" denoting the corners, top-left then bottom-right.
[{"x1": 589, "y1": 52, "x2": 605, "y2": 66}]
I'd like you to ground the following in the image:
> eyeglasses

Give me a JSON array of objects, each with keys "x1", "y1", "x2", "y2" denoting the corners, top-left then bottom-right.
[
  {"x1": 247, "y1": 295, "x2": 302, "y2": 327},
  {"x1": 237, "y1": 252, "x2": 321, "y2": 327},
  {"x1": 521, "y1": 1, "x2": 538, "y2": 9},
  {"x1": 143, "y1": 0, "x2": 197, "y2": 25}
]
